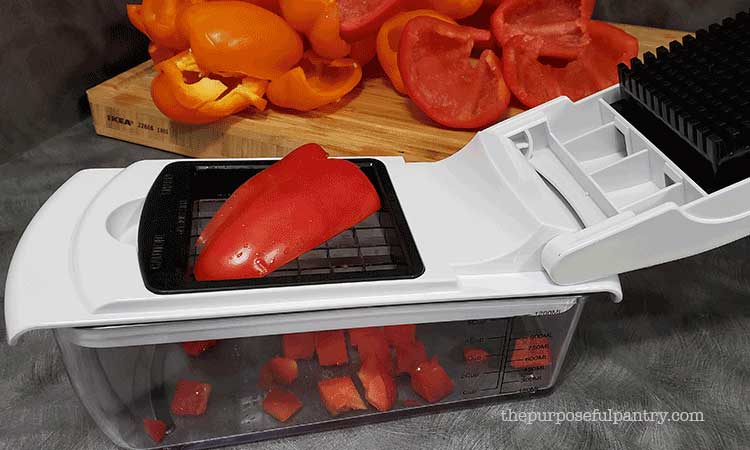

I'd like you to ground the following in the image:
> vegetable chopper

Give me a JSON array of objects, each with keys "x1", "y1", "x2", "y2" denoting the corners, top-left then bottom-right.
[{"x1": 6, "y1": 12, "x2": 750, "y2": 450}]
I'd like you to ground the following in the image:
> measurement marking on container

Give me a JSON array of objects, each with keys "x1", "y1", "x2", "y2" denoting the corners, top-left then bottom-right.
[
  {"x1": 483, "y1": 370, "x2": 501, "y2": 375},
  {"x1": 487, "y1": 336, "x2": 503, "y2": 340}
]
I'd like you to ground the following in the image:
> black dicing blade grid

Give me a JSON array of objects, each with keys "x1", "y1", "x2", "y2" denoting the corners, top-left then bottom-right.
[{"x1": 614, "y1": 8, "x2": 750, "y2": 193}]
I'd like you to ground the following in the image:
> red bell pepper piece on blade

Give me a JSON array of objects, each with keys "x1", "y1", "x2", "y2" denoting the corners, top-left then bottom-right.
[
  {"x1": 356, "y1": 331, "x2": 393, "y2": 373},
  {"x1": 194, "y1": 143, "x2": 381, "y2": 280},
  {"x1": 348, "y1": 327, "x2": 385, "y2": 348},
  {"x1": 266, "y1": 356, "x2": 299, "y2": 385},
  {"x1": 491, "y1": 0, "x2": 595, "y2": 60},
  {"x1": 180, "y1": 339, "x2": 217, "y2": 357},
  {"x1": 384, "y1": 324, "x2": 416, "y2": 346},
  {"x1": 195, "y1": 143, "x2": 327, "y2": 247},
  {"x1": 397, "y1": 17, "x2": 510, "y2": 129},
  {"x1": 502, "y1": 21, "x2": 638, "y2": 108}
]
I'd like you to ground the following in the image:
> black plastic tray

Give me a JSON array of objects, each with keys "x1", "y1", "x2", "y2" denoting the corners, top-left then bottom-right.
[{"x1": 138, "y1": 159, "x2": 424, "y2": 294}]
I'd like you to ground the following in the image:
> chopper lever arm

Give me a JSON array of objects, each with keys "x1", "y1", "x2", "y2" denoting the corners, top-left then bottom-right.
[{"x1": 541, "y1": 179, "x2": 750, "y2": 284}]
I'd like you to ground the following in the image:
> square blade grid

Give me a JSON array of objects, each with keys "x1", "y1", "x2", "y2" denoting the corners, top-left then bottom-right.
[{"x1": 188, "y1": 198, "x2": 405, "y2": 279}]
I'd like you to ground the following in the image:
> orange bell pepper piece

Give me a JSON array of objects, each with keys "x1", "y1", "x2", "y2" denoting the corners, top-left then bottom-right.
[
  {"x1": 236, "y1": 0, "x2": 281, "y2": 14},
  {"x1": 349, "y1": 34, "x2": 378, "y2": 66},
  {"x1": 267, "y1": 51, "x2": 362, "y2": 111},
  {"x1": 152, "y1": 52, "x2": 267, "y2": 124},
  {"x1": 376, "y1": 9, "x2": 455, "y2": 94},
  {"x1": 127, "y1": 0, "x2": 202, "y2": 50},
  {"x1": 279, "y1": 0, "x2": 350, "y2": 60},
  {"x1": 179, "y1": 1, "x2": 303, "y2": 80}
]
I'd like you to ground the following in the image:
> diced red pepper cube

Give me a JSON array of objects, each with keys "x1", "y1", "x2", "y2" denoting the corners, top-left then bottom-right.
[
  {"x1": 171, "y1": 379, "x2": 212, "y2": 416},
  {"x1": 357, "y1": 358, "x2": 397, "y2": 411},
  {"x1": 356, "y1": 331, "x2": 393, "y2": 373},
  {"x1": 282, "y1": 332, "x2": 316, "y2": 360},
  {"x1": 463, "y1": 347, "x2": 490, "y2": 363},
  {"x1": 259, "y1": 362, "x2": 274, "y2": 390},
  {"x1": 180, "y1": 340, "x2": 217, "y2": 357},
  {"x1": 142, "y1": 418, "x2": 167, "y2": 443},
  {"x1": 315, "y1": 330, "x2": 349, "y2": 366},
  {"x1": 348, "y1": 327, "x2": 384, "y2": 348},
  {"x1": 394, "y1": 340, "x2": 428, "y2": 375},
  {"x1": 317, "y1": 376, "x2": 367, "y2": 416},
  {"x1": 410, "y1": 357, "x2": 454, "y2": 403},
  {"x1": 510, "y1": 336, "x2": 551, "y2": 369},
  {"x1": 263, "y1": 388, "x2": 303, "y2": 422},
  {"x1": 383, "y1": 324, "x2": 416, "y2": 346},
  {"x1": 267, "y1": 356, "x2": 299, "y2": 385}
]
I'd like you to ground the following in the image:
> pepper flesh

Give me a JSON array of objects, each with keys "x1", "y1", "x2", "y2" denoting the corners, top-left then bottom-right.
[
  {"x1": 279, "y1": 0, "x2": 350, "y2": 59},
  {"x1": 266, "y1": 51, "x2": 362, "y2": 112},
  {"x1": 349, "y1": 34, "x2": 378, "y2": 66},
  {"x1": 376, "y1": 9, "x2": 456, "y2": 94},
  {"x1": 128, "y1": 0, "x2": 201, "y2": 50},
  {"x1": 491, "y1": 0, "x2": 596, "y2": 60},
  {"x1": 153, "y1": 52, "x2": 268, "y2": 124},
  {"x1": 179, "y1": 1, "x2": 303, "y2": 80},
  {"x1": 425, "y1": 0, "x2": 482, "y2": 19},
  {"x1": 337, "y1": 0, "x2": 403, "y2": 41},
  {"x1": 196, "y1": 143, "x2": 327, "y2": 246},
  {"x1": 398, "y1": 17, "x2": 511, "y2": 129},
  {"x1": 502, "y1": 21, "x2": 638, "y2": 107},
  {"x1": 193, "y1": 147, "x2": 381, "y2": 278}
]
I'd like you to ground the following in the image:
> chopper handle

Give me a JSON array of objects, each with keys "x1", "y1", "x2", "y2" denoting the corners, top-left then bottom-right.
[{"x1": 541, "y1": 178, "x2": 750, "y2": 284}]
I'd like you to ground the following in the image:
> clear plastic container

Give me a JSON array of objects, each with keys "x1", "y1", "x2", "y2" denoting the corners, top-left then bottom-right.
[{"x1": 55, "y1": 297, "x2": 585, "y2": 450}]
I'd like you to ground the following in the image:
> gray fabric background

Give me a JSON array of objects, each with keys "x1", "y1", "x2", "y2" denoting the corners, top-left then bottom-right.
[{"x1": 1, "y1": 1, "x2": 750, "y2": 449}]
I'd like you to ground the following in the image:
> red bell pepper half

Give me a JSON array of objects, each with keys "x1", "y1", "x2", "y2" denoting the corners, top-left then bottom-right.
[
  {"x1": 195, "y1": 143, "x2": 327, "y2": 247},
  {"x1": 394, "y1": 339, "x2": 427, "y2": 375},
  {"x1": 338, "y1": 0, "x2": 402, "y2": 41},
  {"x1": 283, "y1": 332, "x2": 316, "y2": 360},
  {"x1": 491, "y1": 0, "x2": 595, "y2": 60},
  {"x1": 315, "y1": 330, "x2": 349, "y2": 366},
  {"x1": 502, "y1": 21, "x2": 638, "y2": 108},
  {"x1": 194, "y1": 143, "x2": 381, "y2": 281},
  {"x1": 357, "y1": 358, "x2": 397, "y2": 411},
  {"x1": 410, "y1": 357, "x2": 454, "y2": 403},
  {"x1": 398, "y1": 17, "x2": 510, "y2": 129},
  {"x1": 267, "y1": 356, "x2": 299, "y2": 385},
  {"x1": 142, "y1": 418, "x2": 168, "y2": 443},
  {"x1": 318, "y1": 376, "x2": 368, "y2": 416},
  {"x1": 171, "y1": 379, "x2": 212, "y2": 416},
  {"x1": 263, "y1": 388, "x2": 303, "y2": 422},
  {"x1": 463, "y1": 346, "x2": 490, "y2": 363},
  {"x1": 180, "y1": 339, "x2": 217, "y2": 357}
]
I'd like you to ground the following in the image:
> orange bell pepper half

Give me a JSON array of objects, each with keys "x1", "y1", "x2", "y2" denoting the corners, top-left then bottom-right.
[
  {"x1": 148, "y1": 42, "x2": 178, "y2": 64},
  {"x1": 279, "y1": 0, "x2": 350, "y2": 60},
  {"x1": 179, "y1": 1, "x2": 303, "y2": 80},
  {"x1": 267, "y1": 51, "x2": 362, "y2": 111},
  {"x1": 376, "y1": 9, "x2": 456, "y2": 94},
  {"x1": 127, "y1": 0, "x2": 201, "y2": 50},
  {"x1": 152, "y1": 52, "x2": 267, "y2": 124}
]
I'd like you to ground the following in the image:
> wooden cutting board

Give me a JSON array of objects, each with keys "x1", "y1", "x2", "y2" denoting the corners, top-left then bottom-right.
[{"x1": 88, "y1": 23, "x2": 687, "y2": 162}]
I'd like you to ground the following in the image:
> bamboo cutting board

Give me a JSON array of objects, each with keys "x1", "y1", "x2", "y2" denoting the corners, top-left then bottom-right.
[{"x1": 88, "y1": 23, "x2": 687, "y2": 162}]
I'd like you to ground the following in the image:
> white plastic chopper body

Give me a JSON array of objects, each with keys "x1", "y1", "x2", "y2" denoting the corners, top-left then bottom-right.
[{"x1": 5, "y1": 85, "x2": 750, "y2": 345}]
